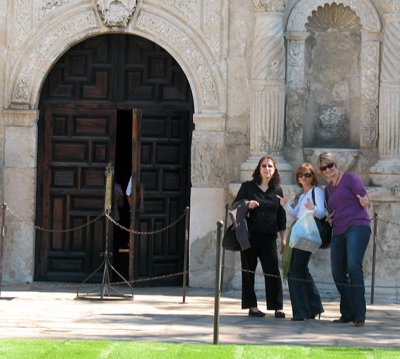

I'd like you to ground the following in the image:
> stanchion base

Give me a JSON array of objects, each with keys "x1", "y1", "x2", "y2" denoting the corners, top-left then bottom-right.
[{"x1": 76, "y1": 254, "x2": 134, "y2": 301}]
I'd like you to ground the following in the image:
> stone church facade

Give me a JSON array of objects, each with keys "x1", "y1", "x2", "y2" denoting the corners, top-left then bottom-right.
[{"x1": 0, "y1": 0, "x2": 399, "y2": 297}]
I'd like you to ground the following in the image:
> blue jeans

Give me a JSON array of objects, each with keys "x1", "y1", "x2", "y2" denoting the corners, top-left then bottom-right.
[
  {"x1": 288, "y1": 248, "x2": 324, "y2": 319},
  {"x1": 331, "y1": 225, "x2": 371, "y2": 321}
]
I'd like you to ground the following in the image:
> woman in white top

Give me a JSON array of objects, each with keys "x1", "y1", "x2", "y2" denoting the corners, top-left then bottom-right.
[{"x1": 277, "y1": 163, "x2": 325, "y2": 321}]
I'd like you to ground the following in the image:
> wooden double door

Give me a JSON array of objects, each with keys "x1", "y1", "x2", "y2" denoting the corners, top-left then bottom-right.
[{"x1": 36, "y1": 34, "x2": 193, "y2": 285}]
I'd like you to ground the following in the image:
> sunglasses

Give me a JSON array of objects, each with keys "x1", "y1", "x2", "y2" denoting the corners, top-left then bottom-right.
[
  {"x1": 297, "y1": 172, "x2": 312, "y2": 178},
  {"x1": 261, "y1": 164, "x2": 274, "y2": 168},
  {"x1": 320, "y1": 163, "x2": 335, "y2": 172}
]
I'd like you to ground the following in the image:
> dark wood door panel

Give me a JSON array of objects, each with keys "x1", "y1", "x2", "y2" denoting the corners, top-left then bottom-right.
[
  {"x1": 37, "y1": 106, "x2": 116, "y2": 281},
  {"x1": 37, "y1": 34, "x2": 193, "y2": 285}
]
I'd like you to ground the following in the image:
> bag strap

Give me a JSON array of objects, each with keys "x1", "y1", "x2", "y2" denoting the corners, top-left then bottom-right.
[{"x1": 312, "y1": 186, "x2": 329, "y2": 213}]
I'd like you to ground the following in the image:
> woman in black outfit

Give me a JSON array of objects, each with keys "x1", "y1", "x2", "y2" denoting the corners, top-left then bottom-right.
[{"x1": 233, "y1": 155, "x2": 286, "y2": 318}]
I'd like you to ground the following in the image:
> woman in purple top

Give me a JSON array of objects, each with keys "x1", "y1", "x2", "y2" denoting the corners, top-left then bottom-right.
[{"x1": 317, "y1": 152, "x2": 370, "y2": 327}]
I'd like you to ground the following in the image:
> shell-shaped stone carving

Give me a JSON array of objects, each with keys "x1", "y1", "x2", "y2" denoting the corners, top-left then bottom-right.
[
  {"x1": 306, "y1": 3, "x2": 361, "y2": 34},
  {"x1": 96, "y1": 0, "x2": 137, "y2": 29}
]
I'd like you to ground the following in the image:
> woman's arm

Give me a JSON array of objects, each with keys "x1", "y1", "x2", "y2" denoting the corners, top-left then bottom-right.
[
  {"x1": 233, "y1": 181, "x2": 259, "y2": 210},
  {"x1": 348, "y1": 173, "x2": 369, "y2": 208},
  {"x1": 313, "y1": 187, "x2": 326, "y2": 219}
]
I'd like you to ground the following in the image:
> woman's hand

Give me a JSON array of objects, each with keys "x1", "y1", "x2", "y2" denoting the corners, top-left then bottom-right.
[
  {"x1": 279, "y1": 231, "x2": 286, "y2": 255},
  {"x1": 248, "y1": 200, "x2": 260, "y2": 210},
  {"x1": 356, "y1": 194, "x2": 369, "y2": 208},
  {"x1": 305, "y1": 198, "x2": 315, "y2": 211},
  {"x1": 276, "y1": 195, "x2": 286, "y2": 207},
  {"x1": 326, "y1": 210, "x2": 335, "y2": 225}
]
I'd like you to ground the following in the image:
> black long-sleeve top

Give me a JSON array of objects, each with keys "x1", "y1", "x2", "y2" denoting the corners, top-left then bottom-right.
[{"x1": 233, "y1": 180, "x2": 286, "y2": 236}]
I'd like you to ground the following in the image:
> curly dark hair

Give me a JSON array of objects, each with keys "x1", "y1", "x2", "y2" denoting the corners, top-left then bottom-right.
[{"x1": 252, "y1": 155, "x2": 281, "y2": 187}]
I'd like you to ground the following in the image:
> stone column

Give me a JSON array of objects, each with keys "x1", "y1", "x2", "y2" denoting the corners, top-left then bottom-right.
[
  {"x1": 285, "y1": 32, "x2": 309, "y2": 165},
  {"x1": 370, "y1": 4, "x2": 400, "y2": 186},
  {"x1": 240, "y1": 0, "x2": 291, "y2": 183}
]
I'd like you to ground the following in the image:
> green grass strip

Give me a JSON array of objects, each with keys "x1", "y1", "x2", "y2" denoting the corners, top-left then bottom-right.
[{"x1": 0, "y1": 339, "x2": 400, "y2": 359}]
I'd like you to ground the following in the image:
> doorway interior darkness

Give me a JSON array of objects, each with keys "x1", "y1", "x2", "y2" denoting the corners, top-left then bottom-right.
[
  {"x1": 112, "y1": 110, "x2": 132, "y2": 281},
  {"x1": 36, "y1": 34, "x2": 194, "y2": 286}
]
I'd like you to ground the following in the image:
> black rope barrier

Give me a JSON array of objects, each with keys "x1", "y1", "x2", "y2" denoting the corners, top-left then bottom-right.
[{"x1": 1, "y1": 204, "x2": 400, "y2": 301}]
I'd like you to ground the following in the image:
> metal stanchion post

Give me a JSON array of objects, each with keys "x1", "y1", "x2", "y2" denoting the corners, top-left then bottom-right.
[
  {"x1": 370, "y1": 212, "x2": 378, "y2": 304},
  {"x1": 76, "y1": 164, "x2": 134, "y2": 300},
  {"x1": 220, "y1": 204, "x2": 228, "y2": 292},
  {"x1": 213, "y1": 220, "x2": 223, "y2": 345},
  {"x1": 0, "y1": 203, "x2": 6, "y2": 298},
  {"x1": 182, "y1": 206, "x2": 190, "y2": 304}
]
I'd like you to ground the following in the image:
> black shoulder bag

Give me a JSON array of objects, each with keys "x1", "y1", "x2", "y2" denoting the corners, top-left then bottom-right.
[
  {"x1": 311, "y1": 187, "x2": 332, "y2": 249},
  {"x1": 222, "y1": 224, "x2": 241, "y2": 251}
]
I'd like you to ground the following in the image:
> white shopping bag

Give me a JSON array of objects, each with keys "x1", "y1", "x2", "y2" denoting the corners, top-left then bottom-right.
[{"x1": 289, "y1": 209, "x2": 322, "y2": 253}]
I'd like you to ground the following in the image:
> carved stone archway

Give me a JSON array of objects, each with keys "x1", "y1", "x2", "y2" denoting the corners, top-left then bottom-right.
[
  {"x1": 6, "y1": 5, "x2": 224, "y2": 115},
  {"x1": 2, "y1": 2, "x2": 227, "y2": 284}
]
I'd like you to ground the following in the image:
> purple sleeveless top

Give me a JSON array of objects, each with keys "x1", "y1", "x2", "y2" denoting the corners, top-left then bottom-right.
[{"x1": 325, "y1": 172, "x2": 370, "y2": 235}]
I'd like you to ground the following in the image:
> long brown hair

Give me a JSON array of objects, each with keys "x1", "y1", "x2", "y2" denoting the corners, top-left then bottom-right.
[{"x1": 252, "y1": 155, "x2": 281, "y2": 187}]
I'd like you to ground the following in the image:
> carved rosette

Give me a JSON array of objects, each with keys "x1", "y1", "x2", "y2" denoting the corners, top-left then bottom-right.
[
  {"x1": 253, "y1": 0, "x2": 286, "y2": 13},
  {"x1": 96, "y1": 0, "x2": 136, "y2": 29}
]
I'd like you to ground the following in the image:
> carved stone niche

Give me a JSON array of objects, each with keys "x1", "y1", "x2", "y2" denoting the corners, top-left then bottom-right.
[
  {"x1": 96, "y1": 0, "x2": 137, "y2": 29},
  {"x1": 304, "y1": 3, "x2": 362, "y2": 148}
]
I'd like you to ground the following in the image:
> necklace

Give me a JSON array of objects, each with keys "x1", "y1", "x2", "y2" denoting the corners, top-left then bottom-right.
[{"x1": 333, "y1": 171, "x2": 341, "y2": 187}]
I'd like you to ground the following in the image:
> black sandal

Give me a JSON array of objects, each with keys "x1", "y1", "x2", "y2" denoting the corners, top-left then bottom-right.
[
  {"x1": 274, "y1": 310, "x2": 285, "y2": 319},
  {"x1": 248, "y1": 309, "x2": 265, "y2": 317}
]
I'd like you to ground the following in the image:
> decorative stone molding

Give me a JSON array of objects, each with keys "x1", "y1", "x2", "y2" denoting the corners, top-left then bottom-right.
[
  {"x1": 137, "y1": 11, "x2": 219, "y2": 108},
  {"x1": 251, "y1": 15, "x2": 285, "y2": 82},
  {"x1": 250, "y1": 11, "x2": 285, "y2": 155},
  {"x1": 287, "y1": 0, "x2": 381, "y2": 33},
  {"x1": 10, "y1": 10, "x2": 98, "y2": 107},
  {"x1": 96, "y1": 0, "x2": 136, "y2": 29},
  {"x1": 160, "y1": 0, "x2": 199, "y2": 23},
  {"x1": 305, "y1": 3, "x2": 362, "y2": 33},
  {"x1": 381, "y1": 16, "x2": 400, "y2": 84},
  {"x1": 191, "y1": 130, "x2": 225, "y2": 187},
  {"x1": 193, "y1": 113, "x2": 225, "y2": 132},
  {"x1": 40, "y1": 0, "x2": 73, "y2": 19},
  {"x1": 381, "y1": 0, "x2": 400, "y2": 14},
  {"x1": 370, "y1": 12, "x2": 400, "y2": 185},
  {"x1": 2, "y1": 110, "x2": 39, "y2": 127},
  {"x1": 16, "y1": 0, "x2": 33, "y2": 46},
  {"x1": 146, "y1": 0, "x2": 224, "y2": 63},
  {"x1": 204, "y1": 0, "x2": 223, "y2": 57},
  {"x1": 7, "y1": 4, "x2": 224, "y2": 114},
  {"x1": 241, "y1": 6, "x2": 291, "y2": 183},
  {"x1": 360, "y1": 41, "x2": 379, "y2": 148},
  {"x1": 253, "y1": 0, "x2": 286, "y2": 13}
]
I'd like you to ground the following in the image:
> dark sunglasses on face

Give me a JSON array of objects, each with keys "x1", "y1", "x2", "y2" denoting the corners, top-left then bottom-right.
[
  {"x1": 297, "y1": 172, "x2": 312, "y2": 178},
  {"x1": 320, "y1": 162, "x2": 335, "y2": 172},
  {"x1": 261, "y1": 164, "x2": 274, "y2": 168}
]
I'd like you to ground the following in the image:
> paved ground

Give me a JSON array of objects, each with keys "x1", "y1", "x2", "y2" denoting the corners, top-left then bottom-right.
[{"x1": 1, "y1": 283, "x2": 399, "y2": 347}]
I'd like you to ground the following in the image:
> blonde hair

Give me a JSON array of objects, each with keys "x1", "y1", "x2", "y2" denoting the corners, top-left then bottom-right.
[{"x1": 316, "y1": 152, "x2": 337, "y2": 172}]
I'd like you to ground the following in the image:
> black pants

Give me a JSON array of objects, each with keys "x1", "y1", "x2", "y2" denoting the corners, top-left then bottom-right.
[
  {"x1": 240, "y1": 233, "x2": 283, "y2": 310},
  {"x1": 288, "y1": 248, "x2": 324, "y2": 319}
]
